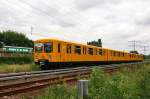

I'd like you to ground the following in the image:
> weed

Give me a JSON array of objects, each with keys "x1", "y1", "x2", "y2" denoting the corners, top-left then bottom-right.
[{"x1": 35, "y1": 63, "x2": 150, "y2": 99}]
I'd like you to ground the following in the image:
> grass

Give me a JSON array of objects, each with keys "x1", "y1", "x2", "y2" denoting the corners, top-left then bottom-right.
[
  {"x1": 36, "y1": 84, "x2": 77, "y2": 99},
  {"x1": 34, "y1": 63, "x2": 150, "y2": 99},
  {"x1": 0, "y1": 55, "x2": 38, "y2": 73},
  {"x1": 0, "y1": 55, "x2": 33, "y2": 64},
  {"x1": 0, "y1": 63, "x2": 40, "y2": 73}
]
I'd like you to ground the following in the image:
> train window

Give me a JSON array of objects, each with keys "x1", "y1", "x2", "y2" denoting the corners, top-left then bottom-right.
[
  {"x1": 99, "y1": 49, "x2": 103, "y2": 55},
  {"x1": 88, "y1": 48, "x2": 93, "y2": 55},
  {"x1": 67, "y1": 44, "x2": 71, "y2": 54},
  {"x1": 113, "y1": 51, "x2": 116, "y2": 56},
  {"x1": 69, "y1": 46, "x2": 71, "y2": 53},
  {"x1": 123, "y1": 53, "x2": 124, "y2": 57},
  {"x1": 58, "y1": 43, "x2": 61, "y2": 53},
  {"x1": 118, "y1": 52, "x2": 121, "y2": 57},
  {"x1": 44, "y1": 42, "x2": 53, "y2": 53},
  {"x1": 82, "y1": 47, "x2": 86, "y2": 54},
  {"x1": 95, "y1": 49, "x2": 97, "y2": 55},
  {"x1": 75, "y1": 46, "x2": 81, "y2": 54},
  {"x1": 111, "y1": 51, "x2": 113, "y2": 56},
  {"x1": 83, "y1": 47, "x2": 84, "y2": 54},
  {"x1": 35, "y1": 43, "x2": 43, "y2": 53}
]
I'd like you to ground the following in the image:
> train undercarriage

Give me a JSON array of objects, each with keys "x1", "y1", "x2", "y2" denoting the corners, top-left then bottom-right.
[{"x1": 35, "y1": 60, "x2": 142, "y2": 70}]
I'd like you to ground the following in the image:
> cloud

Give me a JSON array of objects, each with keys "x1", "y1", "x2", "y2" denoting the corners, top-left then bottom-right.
[
  {"x1": 0, "y1": 0, "x2": 150, "y2": 54},
  {"x1": 136, "y1": 16, "x2": 150, "y2": 26},
  {"x1": 75, "y1": 0, "x2": 120, "y2": 10}
]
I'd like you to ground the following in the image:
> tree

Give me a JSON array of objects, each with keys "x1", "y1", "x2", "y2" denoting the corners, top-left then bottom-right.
[
  {"x1": 144, "y1": 55, "x2": 150, "y2": 59},
  {"x1": 130, "y1": 50, "x2": 139, "y2": 54},
  {"x1": 0, "y1": 42, "x2": 4, "y2": 48},
  {"x1": 0, "y1": 30, "x2": 33, "y2": 47},
  {"x1": 87, "y1": 39, "x2": 102, "y2": 47}
]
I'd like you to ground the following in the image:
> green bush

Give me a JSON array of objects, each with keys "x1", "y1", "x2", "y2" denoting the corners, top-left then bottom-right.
[
  {"x1": 89, "y1": 68, "x2": 139, "y2": 99},
  {"x1": 0, "y1": 55, "x2": 33, "y2": 64},
  {"x1": 89, "y1": 65, "x2": 150, "y2": 99}
]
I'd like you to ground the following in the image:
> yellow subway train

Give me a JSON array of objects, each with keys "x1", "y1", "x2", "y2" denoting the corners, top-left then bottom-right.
[{"x1": 34, "y1": 39, "x2": 143, "y2": 69}]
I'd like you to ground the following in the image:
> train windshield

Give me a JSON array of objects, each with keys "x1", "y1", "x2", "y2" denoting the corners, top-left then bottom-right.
[
  {"x1": 44, "y1": 42, "x2": 53, "y2": 53},
  {"x1": 34, "y1": 43, "x2": 43, "y2": 53}
]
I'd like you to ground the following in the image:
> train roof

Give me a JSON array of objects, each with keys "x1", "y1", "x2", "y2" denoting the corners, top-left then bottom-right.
[{"x1": 34, "y1": 38, "x2": 103, "y2": 48}]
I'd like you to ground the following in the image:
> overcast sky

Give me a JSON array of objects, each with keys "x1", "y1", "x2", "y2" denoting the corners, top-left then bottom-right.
[{"x1": 0, "y1": 0, "x2": 150, "y2": 54}]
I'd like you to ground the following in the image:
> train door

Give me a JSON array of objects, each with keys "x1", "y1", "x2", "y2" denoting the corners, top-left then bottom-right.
[
  {"x1": 57, "y1": 43, "x2": 61, "y2": 62},
  {"x1": 67, "y1": 44, "x2": 72, "y2": 62},
  {"x1": 61, "y1": 43, "x2": 67, "y2": 62}
]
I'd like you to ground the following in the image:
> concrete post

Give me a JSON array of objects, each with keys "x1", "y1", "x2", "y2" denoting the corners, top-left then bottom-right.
[{"x1": 78, "y1": 80, "x2": 89, "y2": 99}]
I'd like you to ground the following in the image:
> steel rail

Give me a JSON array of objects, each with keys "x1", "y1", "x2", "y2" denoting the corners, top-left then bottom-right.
[
  {"x1": 0, "y1": 69, "x2": 91, "y2": 97},
  {"x1": 0, "y1": 66, "x2": 90, "y2": 78}
]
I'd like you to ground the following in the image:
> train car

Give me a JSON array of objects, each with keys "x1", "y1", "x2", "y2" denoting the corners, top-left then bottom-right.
[{"x1": 34, "y1": 39, "x2": 143, "y2": 69}]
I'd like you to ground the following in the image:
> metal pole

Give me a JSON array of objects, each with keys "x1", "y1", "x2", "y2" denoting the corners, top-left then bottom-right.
[
  {"x1": 78, "y1": 80, "x2": 89, "y2": 99},
  {"x1": 31, "y1": 26, "x2": 33, "y2": 35}
]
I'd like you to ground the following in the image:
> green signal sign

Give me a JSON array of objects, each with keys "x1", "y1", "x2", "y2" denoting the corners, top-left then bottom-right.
[{"x1": 3, "y1": 46, "x2": 32, "y2": 52}]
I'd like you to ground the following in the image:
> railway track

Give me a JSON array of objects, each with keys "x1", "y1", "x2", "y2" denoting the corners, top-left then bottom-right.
[{"x1": 0, "y1": 62, "x2": 147, "y2": 97}]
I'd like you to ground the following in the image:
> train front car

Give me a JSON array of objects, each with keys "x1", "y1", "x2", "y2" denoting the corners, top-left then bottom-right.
[{"x1": 34, "y1": 39, "x2": 53, "y2": 69}]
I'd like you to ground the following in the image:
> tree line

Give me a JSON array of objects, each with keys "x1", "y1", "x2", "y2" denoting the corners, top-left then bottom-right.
[
  {"x1": 0, "y1": 31, "x2": 103, "y2": 48},
  {"x1": 0, "y1": 30, "x2": 33, "y2": 48},
  {"x1": 144, "y1": 55, "x2": 150, "y2": 59},
  {"x1": 87, "y1": 39, "x2": 102, "y2": 47}
]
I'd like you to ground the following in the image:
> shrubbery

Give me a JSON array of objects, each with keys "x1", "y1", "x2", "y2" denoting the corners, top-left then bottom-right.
[
  {"x1": 35, "y1": 63, "x2": 150, "y2": 99},
  {"x1": 0, "y1": 55, "x2": 33, "y2": 64},
  {"x1": 90, "y1": 64, "x2": 150, "y2": 99}
]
